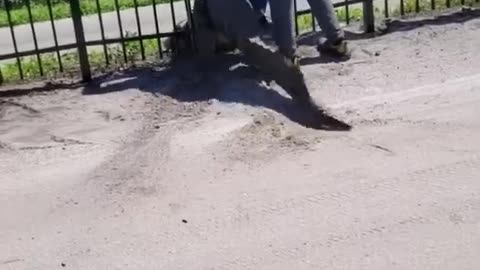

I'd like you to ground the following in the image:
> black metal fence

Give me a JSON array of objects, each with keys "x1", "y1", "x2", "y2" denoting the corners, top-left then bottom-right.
[
  {"x1": 0, "y1": 0, "x2": 193, "y2": 84},
  {"x1": 0, "y1": 0, "x2": 475, "y2": 85}
]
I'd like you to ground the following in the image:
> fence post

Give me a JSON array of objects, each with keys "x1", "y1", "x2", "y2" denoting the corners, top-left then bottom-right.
[
  {"x1": 70, "y1": 0, "x2": 91, "y2": 81},
  {"x1": 184, "y1": 0, "x2": 197, "y2": 53},
  {"x1": 362, "y1": 0, "x2": 375, "y2": 33}
]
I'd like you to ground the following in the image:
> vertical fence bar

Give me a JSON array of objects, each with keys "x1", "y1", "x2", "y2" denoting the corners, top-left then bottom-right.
[
  {"x1": 385, "y1": 0, "x2": 389, "y2": 18},
  {"x1": 294, "y1": 0, "x2": 299, "y2": 35},
  {"x1": 184, "y1": 0, "x2": 196, "y2": 52},
  {"x1": 461, "y1": 0, "x2": 465, "y2": 5},
  {"x1": 5, "y1": 0, "x2": 23, "y2": 80},
  {"x1": 70, "y1": 0, "x2": 91, "y2": 81},
  {"x1": 446, "y1": 0, "x2": 451, "y2": 8},
  {"x1": 0, "y1": 67, "x2": 3, "y2": 85},
  {"x1": 400, "y1": 0, "x2": 405, "y2": 16},
  {"x1": 133, "y1": 0, "x2": 146, "y2": 60},
  {"x1": 169, "y1": 0, "x2": 178, "y2": 54},
  {"x1": 95, "y1": 0, "x2": 110, "y2": 65},
  {"x1": 46, "y1": 0, "x2": 63, "y2": 72},
  {"x1": 114, "y1": 0, "x2": 128, "y2": 63},
  {"x1": 363, "y1": 0, "x2": 375, "y2": 32},
  {"x1": 416, "y1": 0, "x2": 420, "y2": 13},
  {"x1": 170, "y1": 0, "x2": 177, "y2": 31},
  {"x1": 345, "y1": 0, "x2": 351, "y2": 25},
  {"x1": 431, "y1": 0, "x2": 435, "y2": 11},
  {"x1": 26, "y1": 0, "x2": 43, "y2": 76},
  {"x1": 311, "y1": 14, "x2": 316, "y2": 31},
  {"x1": 151, "y1": 0, "x2": 164, "y2": 58}
]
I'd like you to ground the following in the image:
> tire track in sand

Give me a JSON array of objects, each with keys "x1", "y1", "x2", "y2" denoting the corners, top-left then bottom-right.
[
  {"x1": 163, "y1": 155, "x2": 480, "y2": 269},
  {"x1": 210, "y1": 159, "x2": 480, "y2": 269}
]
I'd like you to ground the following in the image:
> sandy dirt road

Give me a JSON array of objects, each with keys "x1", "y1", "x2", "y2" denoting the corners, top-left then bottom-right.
[{"x1": 1, "y1": 11, "x2": 480, "y2": 270}]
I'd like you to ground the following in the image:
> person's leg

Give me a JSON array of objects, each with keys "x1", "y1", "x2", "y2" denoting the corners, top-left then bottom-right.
[
  {"x1": 306, "y1": 0, "x2": 343, "y2": 41},
  {"x1": 269, "y1": 0, "x2": 296, "y2": 59},
  {"x1": 193, "y1": 0, "x2": 218, "y2": 57},
  {"x1": 306, "y1": 0, "x2": 350, "y2": 58}
]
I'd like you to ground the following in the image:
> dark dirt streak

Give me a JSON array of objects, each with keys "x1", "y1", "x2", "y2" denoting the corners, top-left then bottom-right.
[
  {"x1": 0, "y1": 141, "x2": 12, "y2": 150},
  {"x1": 50, "y1": 135, "x2": 94, "y2": 146},
  {"x1": 2, "y1": 258, "x2": 23, "y2": 265},
  {"x1": 369, "y1": 143, "x2": 395, "y2": 154},
  {"x1": 0, "y1": 100, "x2": 40, "y2": 114},
  {"x1": 0, "y1": 81, "x2": 84, "y2": 98}
]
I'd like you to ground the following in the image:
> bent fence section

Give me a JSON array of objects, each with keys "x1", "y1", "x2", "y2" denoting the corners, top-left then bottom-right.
[{"x1": 0, "y1": 0, "x2": 476, "y2": 85}]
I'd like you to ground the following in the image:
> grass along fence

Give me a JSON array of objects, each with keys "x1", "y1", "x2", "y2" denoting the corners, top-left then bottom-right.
[{"x1": 0, "y1": 34, "x2": 162, "y2": 83}]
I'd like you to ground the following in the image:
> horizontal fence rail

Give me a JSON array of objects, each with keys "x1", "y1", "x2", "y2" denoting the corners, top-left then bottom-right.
[{"x1": 0, "y1": 0, "x2": 477, "y2": 85}]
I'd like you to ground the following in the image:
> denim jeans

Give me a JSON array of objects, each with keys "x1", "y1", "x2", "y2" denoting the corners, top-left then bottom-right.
[
  {"x1": 251, "y1": 0, "x2": 344, "y2": 42},
  {"x1": 305, "y1": 0, "x2": 344, "y2": 41}
]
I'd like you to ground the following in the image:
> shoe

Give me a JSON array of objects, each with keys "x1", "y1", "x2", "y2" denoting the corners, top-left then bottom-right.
[
  {"x1": 318, "y1": 38, "x2": 351, "y2": 60},
  {"x1": 283, "y1": 53, "x2": 301, "y2": 69},
  {"x1": 291, "y1": 54, "x2": 301, "y2": 68}
]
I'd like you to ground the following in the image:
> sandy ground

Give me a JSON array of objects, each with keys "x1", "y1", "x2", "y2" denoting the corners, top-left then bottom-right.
[{"x1": 1, "y1": 10, "x2": 480, "y2": 270}]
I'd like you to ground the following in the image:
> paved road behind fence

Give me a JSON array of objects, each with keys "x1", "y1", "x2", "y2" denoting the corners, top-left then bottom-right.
[{"x1": 0, "y1": 1, "x2": 187, "y2": 55}]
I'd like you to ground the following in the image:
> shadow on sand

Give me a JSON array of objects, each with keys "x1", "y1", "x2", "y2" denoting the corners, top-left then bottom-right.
[
  {"x1": 82, "y1": 54, "x2": 352, "y2": 131},
  {"x1": 7, "y1": 8, "x2": 477, "y2": 130}
]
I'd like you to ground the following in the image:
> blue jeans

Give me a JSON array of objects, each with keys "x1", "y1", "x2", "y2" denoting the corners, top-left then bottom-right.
[{"x1": 250, "y1": 0, "x2": 343, "y2": 42}]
